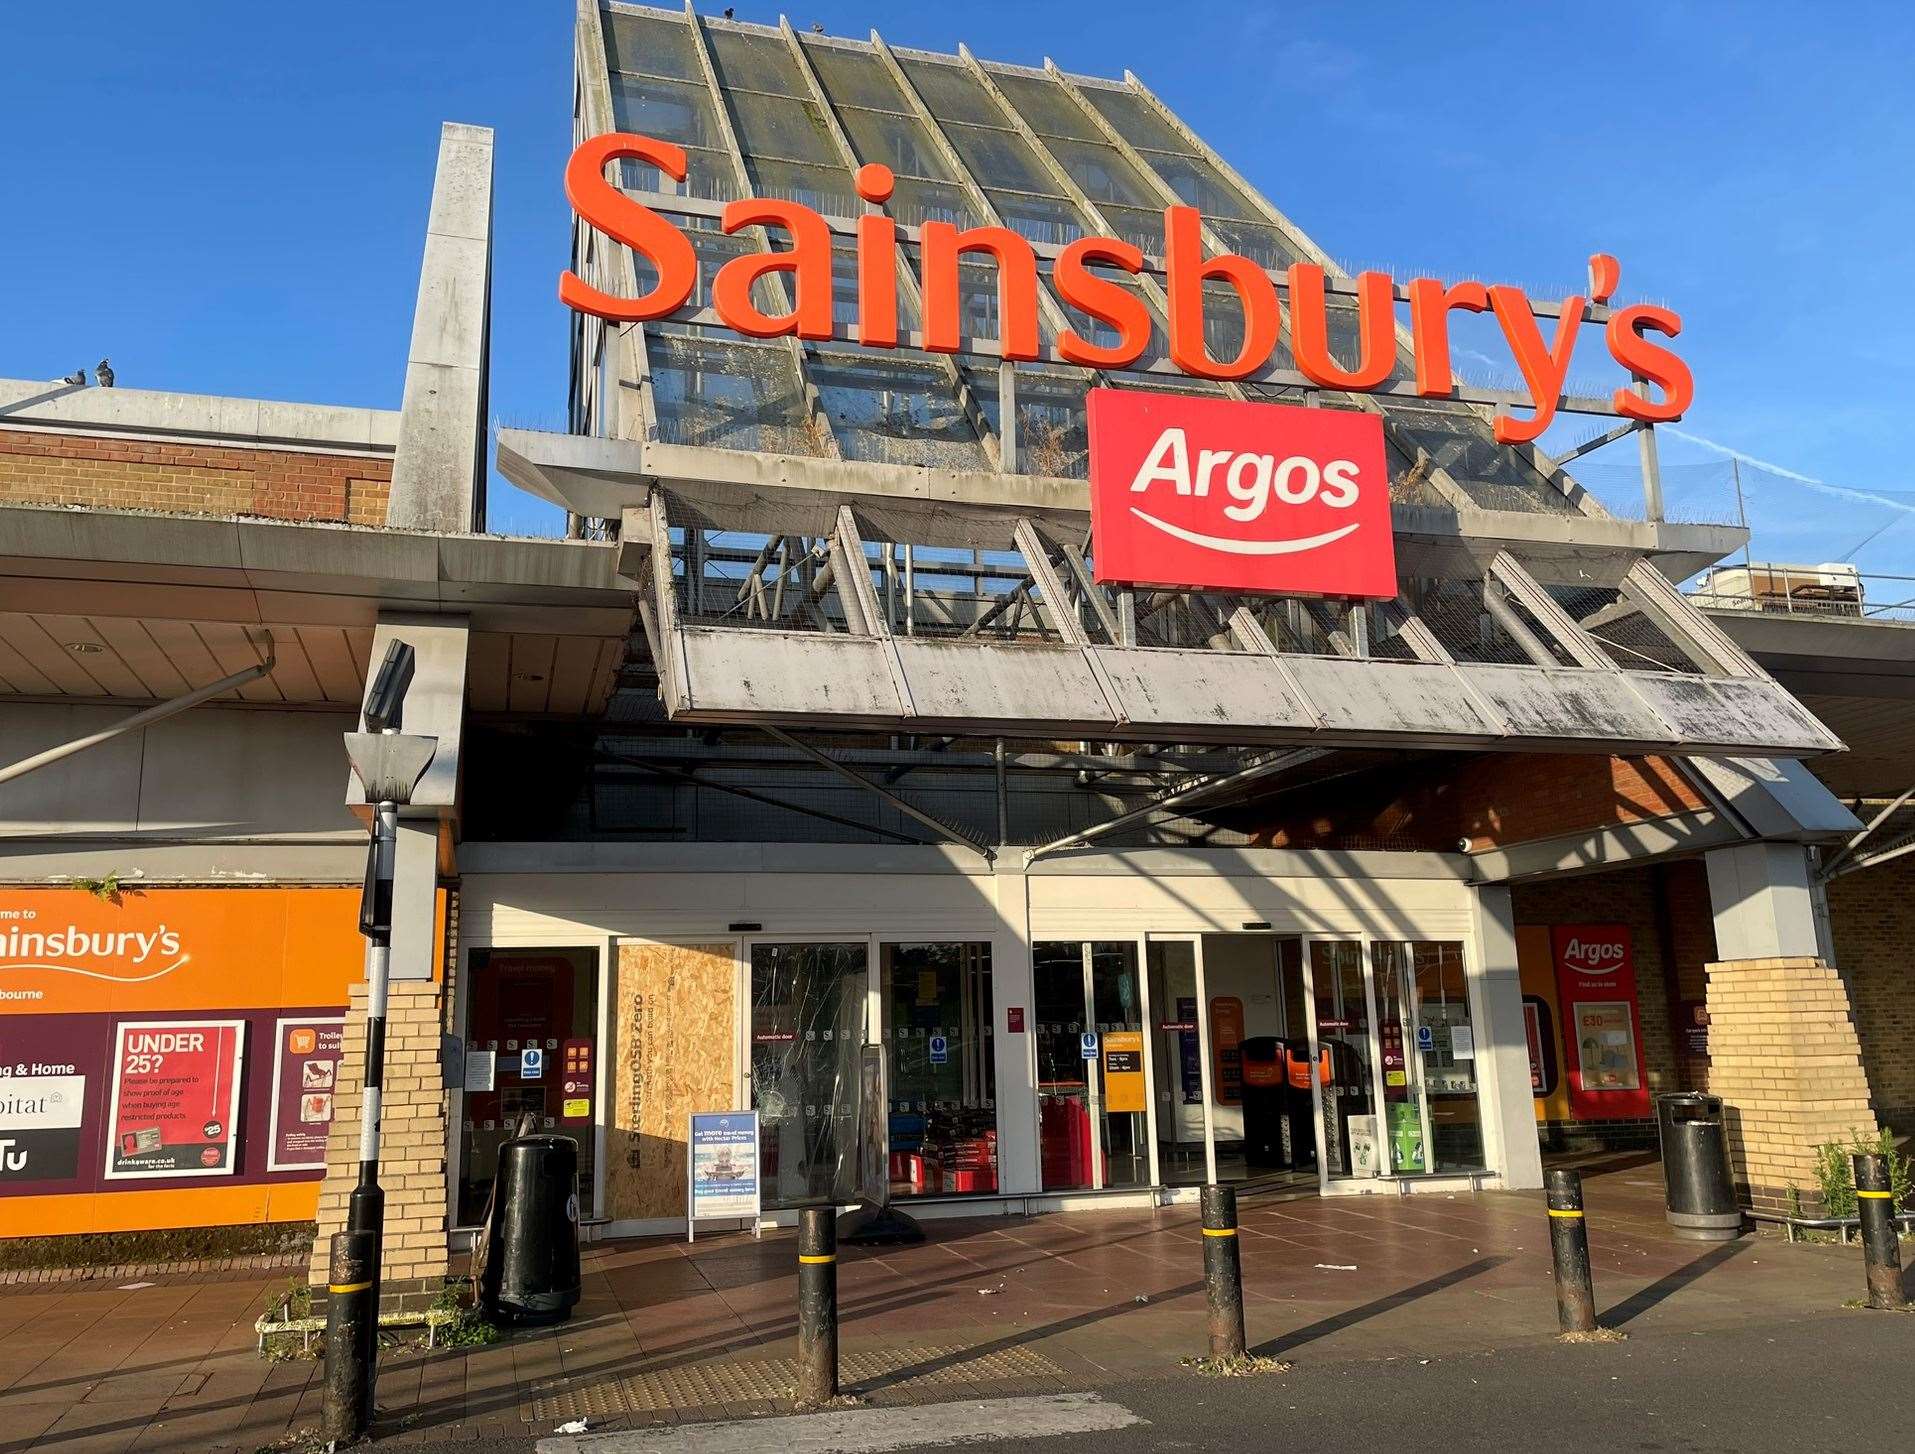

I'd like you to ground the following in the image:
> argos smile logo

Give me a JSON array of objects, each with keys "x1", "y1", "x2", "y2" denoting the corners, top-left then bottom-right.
[{"x1": 1086, "y1": 389, "x2": 1397, "y2": 599}]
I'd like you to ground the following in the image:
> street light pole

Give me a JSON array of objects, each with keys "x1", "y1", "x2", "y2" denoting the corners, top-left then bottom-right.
[{"x1": 325, "y1": 642, "x2": 435, "y2": 1445}]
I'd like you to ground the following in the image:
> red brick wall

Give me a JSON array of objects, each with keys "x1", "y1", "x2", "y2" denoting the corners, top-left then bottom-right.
[
  {"x1": 1243, "y1": 753, "x2": 1707, "y2": 852},
  {"x1": 0, "y1": 428, "x2": 391, "y2": 525}
]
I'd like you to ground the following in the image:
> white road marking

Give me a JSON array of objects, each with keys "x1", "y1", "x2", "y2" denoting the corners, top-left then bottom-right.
[{"x1": 536, "y1": 1391, "x2": 1144, "y2": 1454}]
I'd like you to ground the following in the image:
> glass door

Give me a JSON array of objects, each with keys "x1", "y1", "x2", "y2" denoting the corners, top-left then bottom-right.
[
  {"x1": 748, "y1": 941, "x2": 868, "y2": 1209},
  {"x1": 1147, "y1": 936, "x2": 1212, "y2": 1186},
  {"x1": 1305, "y1": 938, "x2": 1383, "y2": 1184},
  {"x1": 1033, "y1": 941, "x2": 1150, "y2": 1192}
]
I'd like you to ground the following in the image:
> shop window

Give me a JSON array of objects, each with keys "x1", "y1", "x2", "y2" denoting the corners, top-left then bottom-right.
[
  {"x1": 457, "y1": 948, "x2": 600, "y2": 1227},
  {"x1": 750, "y1": 942, "x2": 867, "y2": 1209},
  {"x1": 881, "y1": 942, "x2": 995, "y2": 1197}
]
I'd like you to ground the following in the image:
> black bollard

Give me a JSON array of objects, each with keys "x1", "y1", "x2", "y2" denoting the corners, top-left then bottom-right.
[
  {"x1": 1546, "y1": 1168, "x2": 1599, "y2": 1335},
  {"x1": 1853, "y1": 1153, "x2": 1906, "y2": 1311},
  {"x1": 322, "y1": 1228, "x2": 379, "y2": 1442},
  {"x1": 796, "y1": 1206, "x2": 839, "y2": 1406},
  {"x1": 1200, "y1": 1184, "x2": 1247, "y2": 1360}
]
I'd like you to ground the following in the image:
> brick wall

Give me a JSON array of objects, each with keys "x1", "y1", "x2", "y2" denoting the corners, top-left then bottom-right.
[
  {"x1": 307, "y1": 978, "x2": 449, "y2": 1301},
  {"x1": 1826, "y1": 856, "x2": 1915, "y2": 1135},
  {"x1": 0, "y1": 427, "x2": 391, "y2": 525},
  {"x1": 1706, "y1": 956, "x2": 1878, "y2": 1212},
  {"x1": 1242, "y1": 753, "x2": 1705, "y2": 852}
]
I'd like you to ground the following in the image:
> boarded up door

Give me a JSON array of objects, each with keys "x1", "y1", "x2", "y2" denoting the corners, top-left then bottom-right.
[{"x1": 606, "y1": 941, "x2": 737, "y2": 1222}]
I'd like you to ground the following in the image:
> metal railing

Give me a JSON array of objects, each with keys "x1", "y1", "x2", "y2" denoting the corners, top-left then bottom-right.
[{"x1": 1689, "y1": 568, "x2": 1915, "y2": 624}]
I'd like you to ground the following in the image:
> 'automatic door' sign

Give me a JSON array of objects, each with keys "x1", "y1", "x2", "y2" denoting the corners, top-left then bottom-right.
[{"x1": 1086, "y1": 390, "x2": 1394, "y2": 597}]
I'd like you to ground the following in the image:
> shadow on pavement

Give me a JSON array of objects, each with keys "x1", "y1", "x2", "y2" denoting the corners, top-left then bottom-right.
[
  {"x1": 1602, "y1": 1238, "x2": 1749, "y2": 1327},
  {"x1": 1249, "y1": 1255, "x2": 1510, "y2": 1360}
]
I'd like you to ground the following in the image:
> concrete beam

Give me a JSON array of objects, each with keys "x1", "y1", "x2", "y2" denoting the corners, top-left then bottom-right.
[
  {"x1": 0, "y1": 378, "x2": 396, "y2": 454},
  {"x1": 387, "y1": 123, "x2": 493, "y2": 534}
]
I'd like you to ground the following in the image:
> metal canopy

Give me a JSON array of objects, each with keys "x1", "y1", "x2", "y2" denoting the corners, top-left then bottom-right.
[{"x1": 605, "y1": 482, "x2": 1840, "y2": 758}]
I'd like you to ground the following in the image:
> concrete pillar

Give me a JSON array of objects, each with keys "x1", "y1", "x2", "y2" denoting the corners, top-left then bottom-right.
[
  {"x1": 1704, "y1": 956, "x2": 1878, "y2": 1211},
  {"x1": 1704, "y1": 841, "x2": 1824, "y2": 961},
  {"x1": 386, "y1": 122, "x2": 493, "y2": 533},
  {"x1": 991, "y1": 865, "x2": 1039, "y2": 1196},
  {"x1": 1470, "y1": 885, "x2": 1544, "y2": 1191},
  {"x1": 1703, "y1": 842, "x2": 1878, "y2": 1211}
]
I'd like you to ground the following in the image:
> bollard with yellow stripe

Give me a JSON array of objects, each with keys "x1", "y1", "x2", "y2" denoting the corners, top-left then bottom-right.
[
  {"x1": 1200, "y1": 1184, "x2": 1246, "y2": 1360},
  {"x1": 1545, "y1": 1167, "x2": 1601, "y2": 1336}
]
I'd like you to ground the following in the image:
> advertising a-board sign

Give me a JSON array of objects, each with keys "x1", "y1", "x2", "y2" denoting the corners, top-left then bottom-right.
[
  {"x1": 1086, "y1": 390, "x2": 1395, "y2": 598},
  {"x1": 561, "y1": 135, "x2": 1695, "y2": 446}
]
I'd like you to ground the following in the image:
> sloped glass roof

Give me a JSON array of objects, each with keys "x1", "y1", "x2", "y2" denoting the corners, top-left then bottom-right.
[{"x1": 588, "y1": 3, "x2": 1589, "y2": 518}]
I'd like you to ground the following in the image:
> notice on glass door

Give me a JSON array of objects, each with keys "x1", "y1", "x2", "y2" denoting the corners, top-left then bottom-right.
[{"x1": 104, "y1": 1020, "x2": 245, "y2": 1179}]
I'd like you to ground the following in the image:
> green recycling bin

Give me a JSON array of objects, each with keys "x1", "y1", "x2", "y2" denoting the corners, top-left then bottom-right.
[{"x1": 1388, "y1": 1103, "x2": 1426, "y2": 1173}]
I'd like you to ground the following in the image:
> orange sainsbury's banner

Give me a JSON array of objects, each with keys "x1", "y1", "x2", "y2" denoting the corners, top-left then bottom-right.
[{"x1": 0, "y1": 888, "x2": 379, "y2": 1236}]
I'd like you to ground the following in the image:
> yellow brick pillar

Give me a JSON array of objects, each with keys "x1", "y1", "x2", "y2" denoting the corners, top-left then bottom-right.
[
  {"x1": 1704, "y1": 955, "x2": 1879, "y2": 1213},
  {"x1": 308, "y1": 979, "x2": 450, "y2": 1305}
]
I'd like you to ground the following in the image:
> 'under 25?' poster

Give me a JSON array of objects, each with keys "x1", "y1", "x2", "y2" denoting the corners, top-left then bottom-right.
[{"x1": 104, "y1": 1020, "x2": 246, "y2": 1179}]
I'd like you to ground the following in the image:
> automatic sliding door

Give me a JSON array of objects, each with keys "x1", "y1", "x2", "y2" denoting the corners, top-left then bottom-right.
[
  {"x1": 1148, "y1": 938, "x2": 1210, "y2": 1186},
  {"x1": 749, "y1": 942, "x2": 867, "y2": 1209},
  {"x1": 1035, "y1": 940, "x2": 1148, "y2": 1192},
  {"x1": 1308, "y1": 939, "x2": 1380, "y2": 1182}
]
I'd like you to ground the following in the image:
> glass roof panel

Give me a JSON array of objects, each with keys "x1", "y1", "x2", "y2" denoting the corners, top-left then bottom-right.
[
  {"x1": 1076, "y1": 85, "x2": 1197, "y2": 155},
  {"x1": 895, "y1": 56, "x2": 1010, "y2": 126},
  {"x1": 604, "y1": 9, "x2": 702, "y2": 82},
  {"x1": 964, "y1": 364, "x2": 1093, "y2": 478},
  {"x1": 889, "y1": 178, "x2": 983, "y2": 231},
  {"x1": 646, "y1": 334, "x2": 824, "y2": 458},
  {"x1": 987, "y1": 69, "x2": 1105, "y2": 141},
  {"x1": 940, "y1": 122, "x2": 1064, "y2": 197},
  {"x1": 991, "y1": 192, "x2": 1088, "y2": 248},
  {"x1": 728, "y1": 90, "x2": 841, "y2": 167},
  {"x1": 1139, "y1": 149, "x2": 1265, "y2": 221},
  {"x1": 1041, "y1": 137, "x2": 1160, "y2": 209},
  {"x1": 705, "y1": 25, "x2": 810, "y2": 95},
  {"x1": 1384, "y1": 406, "x2": 1580, "y2": 514},
  {"x1": 617, "y1": 145, "x2": 741, "y2": 203},
  {"x1": 836, "y1": 105, "x2": 956, "y2": 181},
  {"x1": 612, "y1": 73, "x2": 724, "y2": 150},
  {"x1": 810, "y1": 351, "x2": 990, "y2": 470},
  {"x1": 1206, "y1": 217, "x2": 1305, "y2": 270},
  {"x1": 802, "y1": 38, "x2": 912, "y2": 113},
  {"x1": 750, "y1": 157, "x2": 859, "y2": 216}
]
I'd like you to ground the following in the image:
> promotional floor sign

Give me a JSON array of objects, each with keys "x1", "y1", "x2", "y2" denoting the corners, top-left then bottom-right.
[
  {"x1": 266, "y1": 1017, "x2": 344, "y2": 1172},
  {"x1": 1549, "y1": 925, "x2": 1649, "y2": 1120},
  {"x1": 104, "y1": 1020, "x2": 246, "y2": 1178},
  {"x1": 687, "y1": 1109, "x2": 760, "y2": 1241}
]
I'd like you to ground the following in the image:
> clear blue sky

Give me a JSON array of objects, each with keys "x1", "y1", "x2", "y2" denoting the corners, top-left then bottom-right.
[{"x1": 5, "y1": 2, "x2": 1912, "y2": 574}]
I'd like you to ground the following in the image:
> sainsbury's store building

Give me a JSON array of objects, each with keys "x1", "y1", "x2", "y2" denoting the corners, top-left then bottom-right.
[{"x1": 1, "y1": 2, "x2": 1901, "y2": 1285}]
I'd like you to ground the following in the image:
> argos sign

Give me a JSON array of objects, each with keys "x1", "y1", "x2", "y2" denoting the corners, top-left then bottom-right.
[{"x1": 1086, "y1": 390, "x2": 1394, "y2": 597}]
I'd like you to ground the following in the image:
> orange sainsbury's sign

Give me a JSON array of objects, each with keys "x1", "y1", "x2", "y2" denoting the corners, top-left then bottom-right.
[{"x1": 559, "y1": 134, "x2": 1695, "y2": 448}]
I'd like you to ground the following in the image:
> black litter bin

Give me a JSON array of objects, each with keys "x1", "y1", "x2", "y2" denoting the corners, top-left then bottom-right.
[
  {"x1": 1657, "y1": 1093, "x2": 1742, "y2": 1242},
  {"x1": 479, "y1": 1134, "x2": 582, "y2": 1324}
]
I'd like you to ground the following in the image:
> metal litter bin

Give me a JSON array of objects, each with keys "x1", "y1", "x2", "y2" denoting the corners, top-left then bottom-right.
[
  {"x1": 1657, "y1": 1093, "x2": 1742, "y2": 1242},
  {"x1": 479, "y1": 1134, "x2": 582, "y2": 1323}
]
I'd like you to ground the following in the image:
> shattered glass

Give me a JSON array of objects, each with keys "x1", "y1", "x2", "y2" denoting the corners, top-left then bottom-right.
[{"x1": 751, "y1": 942, "x2": 868, "y2": 1209}]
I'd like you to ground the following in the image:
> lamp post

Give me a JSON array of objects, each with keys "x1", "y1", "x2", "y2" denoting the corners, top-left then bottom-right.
[{"x1": 325, "y1": 642, "x2": 436, "y2": 1445}]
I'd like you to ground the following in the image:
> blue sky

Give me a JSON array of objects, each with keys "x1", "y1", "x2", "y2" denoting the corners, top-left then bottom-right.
[{"x1": 4, "y1": 2, "x2": 1911, "y2": 574}]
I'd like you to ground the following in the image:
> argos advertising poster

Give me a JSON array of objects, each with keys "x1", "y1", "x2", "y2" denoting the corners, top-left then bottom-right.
[
  {"x1": 0, "y1": 888, "x2": 369, "y2": 1235},
  {"x1": 1549, "y1": 924, "x2": 1650, "y2": 1120}
]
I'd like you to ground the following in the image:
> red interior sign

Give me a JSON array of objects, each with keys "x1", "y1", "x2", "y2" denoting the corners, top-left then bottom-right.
[{"x1": 1086, "y1": 389, "x2": 1396, "y2": 598}]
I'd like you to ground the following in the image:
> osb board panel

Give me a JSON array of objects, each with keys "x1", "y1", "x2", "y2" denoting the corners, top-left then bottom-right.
[{"x1": 606, "y1": 941, "x2": 736, "y2": 1223}]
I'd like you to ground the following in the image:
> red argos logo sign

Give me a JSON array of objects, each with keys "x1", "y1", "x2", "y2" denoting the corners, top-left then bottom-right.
[{"x1": 1086, "y1": 390, "x2": 1395, "y2": 599}]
